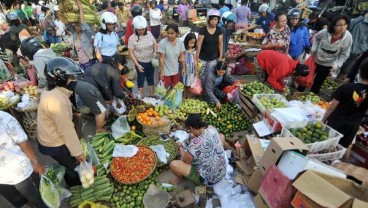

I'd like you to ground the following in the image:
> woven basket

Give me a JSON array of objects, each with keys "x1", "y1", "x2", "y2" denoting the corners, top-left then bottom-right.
[
  {"x1": 137, "y1": 137, "x2": 177, "y2": 167},
  {"x1": 138, "y1": 116, "x2": 171, "y2": 136},
  {"x1": 15, "y1": 105, "x2": 38, "y2": 141}
]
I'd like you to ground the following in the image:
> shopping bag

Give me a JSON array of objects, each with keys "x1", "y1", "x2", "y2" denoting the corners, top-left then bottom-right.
[
  {"x1": 295, "y1": 55, "x2": 316, "y2": 89},
  {"x1": 164, "y1": 82, "x2": 184, "y2": 109},
  {"x1": 189, "y1": 76, "x2": 203, "y2": 95},
  {"x1": 111, "y1": 116, "x2": 130, "y2": 139},
  {"x1": 155, "y1": 80, "x2": 167, "y2": 98},
  {"x1": 223, "y1": 84, "x2": 240, "y2": 102},
  {"x1": 75, "y1": 161, "x2": 95, "y2": 189},
  {"x1": 40, "y1": 165, "x2": 71, "y2": 208},
  {"x1": 112, "y1": 97, "x2": 126, "y2": 115}
]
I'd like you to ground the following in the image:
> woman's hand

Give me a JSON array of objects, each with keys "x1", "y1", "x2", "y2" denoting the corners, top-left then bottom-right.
[
  {"x1": 159, "y1": 71, "x2": 164, "y2": 80},
  {"x1": 216, "y1": 102, "x2": 222, "y2": 110},
  {"x1": 76, "y1": 154, "x2": 86, "y2": 163},
  {"x1": 136, "y1": 64, "x2": 144, "y2": 72}
]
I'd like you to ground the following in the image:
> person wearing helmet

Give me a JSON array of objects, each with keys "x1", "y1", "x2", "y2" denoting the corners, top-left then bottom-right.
[
  {"x1": 257, "y1": 50, "x2": 309, "y2": 92},
  {"x1": 219, "y1": 11, "x2": 236, "y2": 56},
  {"x1": 196, "y1": 9, "x2": 223, "y2": 77},
  {"x1": 72, "y1": 0, "x2": 95, "y2": 72},
  {"x1": 247, "y1": 4, "x2": 275, "y2": 33},
  {"x1": 6, "y1": 12, "x2": 29, "y2": 47},
  {"x1": 234, "y1": 0, "x2": 251, "y2": 30},
  {"x1": 219, "y1": 0, "x2": 230, "y2": 16},
  {"x1": 94, "y1": 11, "x2": 120, "y2": 66},
  {"x1": 20, "y1": 37, "x2": 57, "y2": 88},
  {"x1": 176, "y1": 0, "x2": 190, "y2": 26},
  {"x1": 124, "y1": 4, "x2": 143, "y2": 45},
  {"x1": 37, "y1": 57, "x2": 86, "y2": 186},
  {"x1": 149, "y1": 1, "x2": 162, "y2": 40},
  {"x1": 128, "y1": 15, "x2": 157, "y2": 97},
  {"x1": 287, "y1": 8, "x2": 310, "y2": 61},
  {"x1": 74, "y1": 55, "x2": 127, "y2": 133}
]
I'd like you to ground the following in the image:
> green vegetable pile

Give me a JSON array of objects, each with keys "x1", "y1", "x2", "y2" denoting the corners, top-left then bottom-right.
[
  {"x1": 173, "y1": 99, "x2": 208, "y2": 120},
  {"x1": 50, "y1": 42, "x2": 69, "y2": 53},
  {"x1": 242, "y1": 81, "x2": 275, "y2": 97},
  {"x1": 138, "y1": 135, "x2": 177, "y2": 167},
  {"x1": 40, "y1": 166, "x2": 65, "y2": 208},
  {"x1": 203, "y1": 103, "x2": 253, "y2": 135},
  {"x1": 288, "y1": 122, "x2": 329, "y2": 144},
  {"x1": 299, "y1": 92, "x2": 322, "y2": 104}
]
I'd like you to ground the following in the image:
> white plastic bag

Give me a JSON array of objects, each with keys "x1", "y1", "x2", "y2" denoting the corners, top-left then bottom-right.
[
  {"x1": 111, "y1": 116, "x2": 130, "y2": 139},
  {"x1": 75, "y1": 161, "x2": 95, "y2": 189},
  {"x1": 150, "y1": 144, "x2": 170, "y2": 163},
  {"x1": 155, "y1": 80, "x2": 167, "y2": 98},
  {"x1": 112, "y1": 98, "x2": 126, "y2": 115},
  {"x1": 40, "y1": 165, "x2": 71, "y2": 208}
]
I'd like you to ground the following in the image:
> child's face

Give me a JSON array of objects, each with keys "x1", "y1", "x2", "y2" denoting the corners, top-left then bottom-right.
[
  {"x1": 188, "y1": 39, "x2": 196, "y2": 49},
  {"x1": 121, "y1": 74, "x2": 128, "y2": 79},
  {"x1": 216, "y1": 69, "x2": 226, "y2": 76}
]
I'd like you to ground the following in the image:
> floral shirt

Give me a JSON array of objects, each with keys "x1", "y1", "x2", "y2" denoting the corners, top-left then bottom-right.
[
  {"x1": 128, "y1": 31, "x2": 156, "y2": 63},
  {"x1": 0, "y1": 111, "x2": 33, "y2": 185},
  {"x1": 262, "y1": 25, "x2": 291, "y2": 54},
  {"x1": 187, "y1": 126, "x2": 226, "y2": 185}
]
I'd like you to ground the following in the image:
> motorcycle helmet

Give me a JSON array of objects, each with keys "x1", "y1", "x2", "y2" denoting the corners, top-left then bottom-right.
[
  {"x1": 20, "y1": 38, "x2": 43, "y2": 61},
  {"x1": 207, "y1": 9, "x2": 221, "y2": 21},
  {"x1": 287, "y1": 8, "x2": 302, "y2": 19},
  {"x1": 131, "y1": 5, "x2": 143, "y2": 18},
  {"x1": 258, "y1": 5, "x2": 268, "y2": 13},
  {"x1": 6, "y1": 12, "x2": 18, "y2": 23},
  {"x1": 294, "y1": 63, "x2": 309, "y2": 77},
  {"x1": 45, "y1": 57, "x2": 83, "y2": 87},
  {"x1": 100, "y1": 12, "x2": 117, "y2": 30},
  {"x1": 221, "y1": 11, "x2": 237, "y2": 25},
  {"x1": 132, "y1": 16, "x2": 148, "y2": 30}
]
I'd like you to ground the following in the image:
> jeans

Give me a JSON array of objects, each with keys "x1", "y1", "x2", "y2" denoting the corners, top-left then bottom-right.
[
  {"x1": 46, "y1": 33, "x2": 61, "y2": 45},
  {"x1": 136, "y1": 61, "x2": 155, "y2": 88},
  {"x1": 310, "y1": 64, "x2": 331, "y2": 94},
  {"x1": 0, "y1": 173, "x2": 47, "y2": 207},
  {"x1": 199, "y1": 59, "x2": 218, "y2": 80}
]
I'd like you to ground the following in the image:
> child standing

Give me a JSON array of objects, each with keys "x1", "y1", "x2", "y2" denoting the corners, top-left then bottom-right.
[{"x1": 183, "y1": 33, "x2": 197, "y2": 99}]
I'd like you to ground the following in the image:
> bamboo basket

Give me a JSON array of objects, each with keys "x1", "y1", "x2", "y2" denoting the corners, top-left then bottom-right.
[
  {"x1": 138, "y1": 116, "x2": 171, "y2": 136},
  {"x1": 15, "y1": 105, "x2": 38, "y2": 141}
]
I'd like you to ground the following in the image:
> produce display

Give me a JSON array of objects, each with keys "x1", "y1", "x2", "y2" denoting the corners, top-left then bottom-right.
[
  {"x1": 110, "y1": 146, "x2": 156, "y2": 184},
  {"x1": 0, "y1": 91, "x2": 20, "y2": 110},
  {"x1": 138, "y1": 135, "x2": 177, "y2": 167},
  {"x1": 124, "y1": 98, "x2": 146, "y2": 112},
  {"x1": 242, "y1": 81, "x2": 275, "y2": 97},
  {"x1": 298, "y1": 92, "x2": 322, "y2": 104},
  {"x1": 173, "y1": 99, "x2": 208, "y2": 120},
  {"x1": 50, "y1": 42, "x2": 69, "y2": 53},
  {"x1": 247, "y1": 32, "x2": 266, "y2": 39},
  {"x1": 69, "y1": 176, "x2": 114, "y2": 207},
  {"x1": 225, "y1": 45, "x2": 243, "y2": 57},
  {"x1": 154, "y1": 105, "x2": 173, "y2": 117},
  {"x1": 317, "y1": 100, "x2": 330, "y2": 110},
  {"x1": 258, "y1": 96, "x2": 287, "y2": 109},
  {"x1": 58, "y1": 0, "x2": 100, "y2": 25},
  {"x1": 288, "y1": 122, "x2": 329, "y2": 144},
  {"x1": 78, "y1": 201, "x2": 108, "y2": 208},
  {"x1": 91, "y1": 132, "x2": 115, "y2": 165},
  {"x1": 321, "y1": 78, "x2": 341, "y2": 91},
  {"x1": 0, "y1": 81, "x2": 16, "y2": 92},
  {"x1": 137, "y1": 107, "x2": 169, "y2": 126},
  {"x1": 308, "y1": 145, "x2": 343, "y2": 155},
  {"x1": 111, "y1": 169, "x2": 162, "y2": 208},
  {"x1": 203, "y1": 103, "x2": 253, "y2": 135}
]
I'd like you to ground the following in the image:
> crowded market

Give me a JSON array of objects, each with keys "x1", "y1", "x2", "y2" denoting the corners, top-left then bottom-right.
[{"x1": 0, "y1": 0, "x2": 368, "y2": 207}]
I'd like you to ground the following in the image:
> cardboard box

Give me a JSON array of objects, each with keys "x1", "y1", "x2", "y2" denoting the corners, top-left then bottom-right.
[
  {"x1": 235, "y1": 135, "x2": 264, "y2": 193},
  {"x1": 332, "y1": 162, "x2": 368, "y2": 187},
  {"x1": 277, "y1": 151, "x2": 347, "y2": 180},
  {"x1": 258, "y1": 137, "x2": 309, "y2": 175},
  {"x1": 259, "y1": 165, "x2": 296, "y2": 208},
  {"x1": 350, "y1": 144, "x2": 368, "y2": 169},
  {"x1": 253, "y1": 194, "x2": 269, "y2": 208},
  {"x1": 263, "y1": 110, "x2": 282, "y2": 133},
  {"x1": 291, "y1": 170, "x2": 368, "y2": 208}
]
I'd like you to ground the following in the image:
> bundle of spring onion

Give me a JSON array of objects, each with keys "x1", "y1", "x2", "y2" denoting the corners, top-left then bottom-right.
[
  {"x1": 58, "y1": 0, "x2": 100, "y2": 25},
  {"x1": 68, "y1": 176, "x2": 113, "y2": 207}
]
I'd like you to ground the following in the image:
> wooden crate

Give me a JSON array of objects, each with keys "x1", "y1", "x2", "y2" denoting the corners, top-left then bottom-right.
[{"x1": 239, "y1": 92, "x2": 259, "y2": 120}]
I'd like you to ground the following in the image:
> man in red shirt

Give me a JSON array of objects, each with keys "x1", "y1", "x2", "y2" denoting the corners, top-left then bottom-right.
[{"x1": 257, "y1": 50, "x2": 309, "y2": 92}]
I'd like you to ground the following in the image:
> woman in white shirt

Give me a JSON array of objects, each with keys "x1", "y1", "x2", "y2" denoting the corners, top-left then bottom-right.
[
  {"x1": 0, "y1": 111, "x2": 46, "y2": 207},
  {"x1": 149, "y1": 1, "x2": 162, "y2": 41}
]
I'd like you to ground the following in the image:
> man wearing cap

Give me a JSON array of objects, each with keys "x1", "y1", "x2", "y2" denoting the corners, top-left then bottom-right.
[{"x1": 257, "y1": 50, "x2": 309, "y2": 92}]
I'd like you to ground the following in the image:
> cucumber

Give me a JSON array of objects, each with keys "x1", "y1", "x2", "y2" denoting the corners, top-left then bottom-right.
[
  {"x1": 102, "y1": 145, "x2": 115, "y2": 158},
  {"x1": 103, "y1": 140, "x2": 115, "y2": 152},
  {"x1": 91, "y1": 136, "x2": 106, "y2": 147}
]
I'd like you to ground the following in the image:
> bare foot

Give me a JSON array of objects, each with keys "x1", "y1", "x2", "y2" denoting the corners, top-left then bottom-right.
[{"x1": 169, "y1": 176, "x2": 183, "y2": 185}]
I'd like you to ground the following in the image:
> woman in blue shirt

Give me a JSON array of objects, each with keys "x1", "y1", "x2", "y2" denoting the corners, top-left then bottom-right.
[
  {"x1": 94, "y1": 12, "x2": 120, "y2": 67},
  {"x1": 287, "y1": 8, "x2": 310, "y2": 61}
]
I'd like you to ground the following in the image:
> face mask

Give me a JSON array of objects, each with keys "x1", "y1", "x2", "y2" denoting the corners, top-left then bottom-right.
[{"x1": 65, "y1": 80, "x2": 77, "y2": 91}]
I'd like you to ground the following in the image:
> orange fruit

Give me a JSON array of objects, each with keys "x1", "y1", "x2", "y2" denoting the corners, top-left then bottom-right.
[
  {"x1": 148, "y1": 112, "x2": 153, "y2": 116},
  {"x1": 131, "y1": 126, "x2": 136, "y2": 131},
  {"x1": 155, "y1": 116, "x2": 160, "y2": 121},
  {"x1": 149, "y1": 108, "x2": 154, "y2": 112}
]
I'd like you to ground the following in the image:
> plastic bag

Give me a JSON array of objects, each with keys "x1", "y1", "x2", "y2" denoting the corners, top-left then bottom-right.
[
  {"x1": 223, "y1": 84, "x2": 240, "y2": 102},
  {"x1": 111, "y1": 116, "x2": 130, "y2": 139},
  {"x1": 155, "y1": 80, "x2": 167, "y2": 98},
  {"x1": 40, "y1": 165, "x2": 71, "y2": 208},
  {"x1": 150, "y1": 144, "x2": 170, "y2": 164},
  {"x1": 14, "y1": 74, "x2": 31, "y2": 88},
  {"x1": 295, "y1": 55, "x2": 316, "y2": 89},
  {"x1": 112, "y1": 98, "x2": 126, "y2": 115},
  {"x1": 86, "y1": 142, "x2": 100, "y2": 165},
  {"x1": 164, "y1": 83, "x2": 184, "y2": 109},
  {"x1": 189, "y1": 76, "x2": 203, "y2": 95},
  {"x1": 75, "y1": 161, "x2": 95, "y2": 189}
]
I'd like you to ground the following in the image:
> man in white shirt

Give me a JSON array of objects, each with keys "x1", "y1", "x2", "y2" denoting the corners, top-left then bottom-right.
[{"x1": 0, "y1": 111, "x2": 46, "y2": 207}]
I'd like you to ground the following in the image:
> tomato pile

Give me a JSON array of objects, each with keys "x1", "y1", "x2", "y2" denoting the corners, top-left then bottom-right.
[{"x1": 111, "y1": 146, "x2": 156, "y2": 184}]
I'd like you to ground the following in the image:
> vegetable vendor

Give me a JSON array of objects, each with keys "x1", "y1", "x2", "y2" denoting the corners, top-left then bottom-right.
[
  {"x1": 322, "y1": 59, "x2": 368, "y2": 160},
  {"x1": 219, "y1": 11, "x2": 237, "y2": 56},
  {"x1": 94, "y1": 12, "x2": 120, "y2": 67},
  {"x1": 76, "y1": 55, "x2": 128, "y2": 133},
  {"x1": 0, "y1": 111, "x2": 47, "y2": 208},
  {"x1": 203, "y1": 61, "x2": 241, "y2": 110},
  {"x1": 38, "y1": 57, "x2": 85, "y2": 187},
  {"x1": 170, "y1": 114, "x2": 227, "y2": 186},
  {"x1": 257, "y1": 50, "x2": 309, "y2": 92}
]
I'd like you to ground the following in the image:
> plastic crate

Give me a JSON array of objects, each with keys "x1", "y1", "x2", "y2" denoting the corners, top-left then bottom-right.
[
  {"x1": 252, "y1": 94, "x2": 289, "y2": 114},
  {"x1": 280, "y1": 120, "x2": 343, "y2": 152},
  {"x1": 307, "y1": 145, "x2": 346, "y2": 162}
]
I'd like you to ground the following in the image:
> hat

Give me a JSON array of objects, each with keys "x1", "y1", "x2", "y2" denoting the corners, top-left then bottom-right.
[{"x1": 294, "y1": 64, "x2": 309, "y2": 77}]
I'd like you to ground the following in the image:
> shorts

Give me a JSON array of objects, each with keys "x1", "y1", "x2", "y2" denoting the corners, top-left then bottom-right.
[
  {"x1": 136, "y1": 61, "x2": 155, "y2": 88},
  {"x1": 163, "y1": 74, "x2": 180, "y2": 88},
  {"x1": 186, "y1": 165, "x2": 202, "y2": 186},
  {"x1": 76, "y1": 81, "x2": 107, "y2": 115}
]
